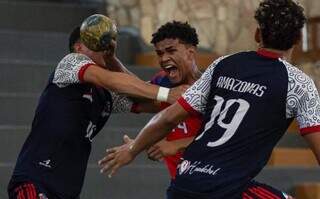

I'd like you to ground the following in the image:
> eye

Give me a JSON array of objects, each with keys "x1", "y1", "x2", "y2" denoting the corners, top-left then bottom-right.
[
  {"x1": 156, "y1": 51, "x2": 163, "y2": 56},
  {"x1": 167, "y1": 49, "x2": 177, "y2": 54}
]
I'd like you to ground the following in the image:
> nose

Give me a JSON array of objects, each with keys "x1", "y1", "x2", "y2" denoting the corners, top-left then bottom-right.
[{"x1": 159, "y1": 53, "x2": 170, "y2": 65}]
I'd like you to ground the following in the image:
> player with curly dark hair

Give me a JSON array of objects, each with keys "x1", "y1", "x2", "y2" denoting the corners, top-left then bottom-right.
[
  {"x1": 151, "y1": 21, "x2": 199, "y2": 47},
  {"x1": 254, "y1": 0, "x2": 306, "y2": 51},
  {"x1": 100, "y1": 0, "x2": 320, "y2": 198}
]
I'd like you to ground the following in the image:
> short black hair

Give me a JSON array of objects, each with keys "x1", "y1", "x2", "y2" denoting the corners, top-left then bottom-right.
[
  {"x1": 254, "y1": 0, "x2": 306, "y2": 50},
  {"x1": 151, "y1": 21, "x2": 199, "y2": 47},
  {"x1": 69, "y1": 26, "x2": 80, "y2": 53}
]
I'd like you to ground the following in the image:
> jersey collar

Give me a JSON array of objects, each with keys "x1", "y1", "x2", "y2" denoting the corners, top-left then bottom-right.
[{"x1": 257, "y1": 48, "x2": 282, "y2": 59}]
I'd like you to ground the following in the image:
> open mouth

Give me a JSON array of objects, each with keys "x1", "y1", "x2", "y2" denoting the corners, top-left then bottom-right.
[{"x1": 163, "y1": 65, "x2": 178, "y2": 78}]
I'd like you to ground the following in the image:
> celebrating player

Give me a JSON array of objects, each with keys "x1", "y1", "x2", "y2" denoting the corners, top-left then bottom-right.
[{"x1": 99, "y1": 0, "x2": 320, "y2": 198}]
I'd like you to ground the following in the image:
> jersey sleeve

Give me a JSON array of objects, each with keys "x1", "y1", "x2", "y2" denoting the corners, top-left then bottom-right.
[
  {"x1": 284, "y1": 60, "x2": 320, "y2": 135},
  {"x1": 53, "y1": 53, "x2": 95, "y2": 87},
  {"x1": 178, "y1": 56, "x2": 226, "y2": 115},
  {"x1": 110, "y1": 91, "x2": 133, "y2": 113}
]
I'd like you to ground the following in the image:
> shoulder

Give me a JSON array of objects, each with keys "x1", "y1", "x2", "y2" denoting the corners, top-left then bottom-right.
[
  {"x1": 279, "y1": 59, "x2": 315, "y2": 92},
  {"x1": 57, "y1": 53, "x2": 94, "y2": 68},
  {"x1": 53, "y1": 53, "x2": 96, "y2": 87}
]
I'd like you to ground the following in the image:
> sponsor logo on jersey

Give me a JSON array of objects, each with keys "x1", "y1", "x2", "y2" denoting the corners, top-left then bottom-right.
[
  {"x1": 178, "y1": 160, "x2": 221, "y2": 176},
  {"x1": 82, "y1": 94, "x2": 93, "y2": 102},
  {"x1": 86, "y1": 121, "x2": 97, "y2": 142},
  {"x1": 39, "y1": 159, "x2": 52, "y2": 168}
]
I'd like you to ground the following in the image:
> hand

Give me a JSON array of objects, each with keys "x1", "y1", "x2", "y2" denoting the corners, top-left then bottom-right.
[
  {"x1": 167, "y1": 84, "x2": 189, "y2": 104},
  {"x1": 98, "y1": 134, "x2": 135, "y2": 178},
  {"x1": 147, "y1": 140, "x2": 179, "y2": 161},
  {"x1": 103, "y1": 39, "x2": 117, "y2": 62}
]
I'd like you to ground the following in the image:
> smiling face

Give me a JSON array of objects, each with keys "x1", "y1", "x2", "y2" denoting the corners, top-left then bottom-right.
[{"x1": 154, "y1": 38, "x2": 196, "y2": 85}]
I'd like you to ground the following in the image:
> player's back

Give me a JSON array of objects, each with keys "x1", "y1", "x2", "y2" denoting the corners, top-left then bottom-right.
[{"x1": 173, "y1": 50, "x2": 317, "y2": 198}]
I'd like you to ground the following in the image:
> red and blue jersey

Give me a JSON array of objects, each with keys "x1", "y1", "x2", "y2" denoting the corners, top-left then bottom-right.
[
  {"x1": 151, "y1": 71, "x2": 202, "y2": 179},
  {"x1": 172, "y1": 49, "x2": 320, "y2": 198}
]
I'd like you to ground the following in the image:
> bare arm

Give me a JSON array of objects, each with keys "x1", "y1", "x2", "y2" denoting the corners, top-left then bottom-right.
[
  {"x1": 147, "y1": 136, "x2": 195, "y2": 161},
  {"x1": 303, "y1": 132, "x2": 320, "y2": 164},
  {"x1": 98, "y1": 102, "x2": 190, "y2": 176},
  {"x1": 130, "y1": 103, "x2": 190, "y2": 155},
  {"x1": 170, "y1": 136, "x2": 195, "y2": 151},
  {"x1": 83, "y1": 65, "x2": 186, "y2": 103}
]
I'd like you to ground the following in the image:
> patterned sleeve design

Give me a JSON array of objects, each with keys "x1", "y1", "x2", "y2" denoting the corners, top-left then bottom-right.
[
  {"x1": 180, "y1": 56, "x2": 228, "y2": 114},
  {"x1": 53, "y1": 53, "x2": 95, "y2": 87},
  {"x1": 282, "y1": 59, "x2": 320, "y2": 134},
  {"x1": 110, "y1": 91, "x2": 133, "y2": 113}
]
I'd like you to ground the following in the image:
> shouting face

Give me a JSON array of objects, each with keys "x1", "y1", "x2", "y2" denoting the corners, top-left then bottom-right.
[{"x1": 155, "y1": 38, "x2": 196, "y2": 85}]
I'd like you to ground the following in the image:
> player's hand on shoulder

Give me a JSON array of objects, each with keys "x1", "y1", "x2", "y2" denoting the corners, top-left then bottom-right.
[
  {"x1": 167, "y1": 84, "x2": 189, "y2": 104},
  {"x1": 98, "y1": 134, "x2": 134, "y2": 178}
]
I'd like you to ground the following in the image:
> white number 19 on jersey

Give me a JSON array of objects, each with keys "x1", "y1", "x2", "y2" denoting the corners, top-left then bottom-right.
[{"x1": 195, "y1": 95, "x2": 250, "y2": 147}]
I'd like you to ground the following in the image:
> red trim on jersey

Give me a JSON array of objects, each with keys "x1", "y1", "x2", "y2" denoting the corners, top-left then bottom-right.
[
  {"x1": 78, "y1": 63, "x2": 94, "y2": 82},
  {"x1": 24, "y1": 184, "x2": 31, "y2": 199},
  {"x1": 242, "y1": 192, "x2": 253, "y2": 199},
  {"x1": 130, "y1": 103, "x2": 140, "y2": 113},
  {"x1": 29, "y1": 183, "x2": 37, "y2": 199},
  {"x1": 257, "y1": 49, "x2": 282, "y2": 59},
  {"x1": 248, "y1": 187, "x2": 281, "y2": 199},
  {"x1": 15, "y1": 186, "x2": 25, "y2": 199},
  {"x1": 177, "y1": 97, "x2": 202, "y2": 117},
  {"x1": 300, "y1": 125, "x2": 320, "y2": 136}
]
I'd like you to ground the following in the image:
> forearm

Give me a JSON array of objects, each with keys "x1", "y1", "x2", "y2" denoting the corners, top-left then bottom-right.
[
  {"x1": 84, "y1": 66, "x2": 160, "y2": 100},
  {"x1": 170, "y1": 137, "x2": 195, "y2": 152},
  {"x1": 130, "y1": 114, "x2": 178, "y2": 156},
  {"x1": 130, "y1": 103, "x2": 189, "y2": 157}
]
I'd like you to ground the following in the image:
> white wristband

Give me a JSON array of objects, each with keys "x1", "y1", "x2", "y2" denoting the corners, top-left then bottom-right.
[{"x1": 156, "y1": 87, "x2": 170, "y2": 102}]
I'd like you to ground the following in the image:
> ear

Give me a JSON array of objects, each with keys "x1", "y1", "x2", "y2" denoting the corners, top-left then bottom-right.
[
  {"x1": 187, "y1": 46, "x2": 196, "y2": 59},
  {"x1": 255, "y1": 27, "x2": 261, "y2": 44}
]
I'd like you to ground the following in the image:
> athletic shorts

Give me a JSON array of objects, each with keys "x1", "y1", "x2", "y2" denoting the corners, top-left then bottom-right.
[
  {"x1": 8, "y1": 181, "x2": 51, "y2": 199},
  {"x1": 243, "y1": 180, "x2": 291, "y2": 199},
  {"x1": 167, "y1": 180, "x2": 292, "y2": 199}
]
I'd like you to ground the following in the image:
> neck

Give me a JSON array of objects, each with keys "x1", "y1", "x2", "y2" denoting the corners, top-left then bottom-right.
[
  {"x1": 186, "y1": 63, "x2": 202, "y2": 85},
  {"x1": 259, "y1": 47, "x2": 293, "y2": 62}
]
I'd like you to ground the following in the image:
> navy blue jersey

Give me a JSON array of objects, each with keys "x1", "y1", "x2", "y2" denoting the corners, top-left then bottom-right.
[
  {"x1": 173, "y1": 49, "x2": 320, "y2": 198},
  {"x1": 9, "y1": 53, "x2": 133, "y2": 198}
]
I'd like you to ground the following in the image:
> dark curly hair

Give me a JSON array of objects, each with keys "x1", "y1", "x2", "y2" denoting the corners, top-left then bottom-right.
[
  {"x1": 254, "y1": 0, "x2": 306, "y2": 50},
  {"x1": 69, "y1": 26, "x2": 80, "y2": 53},
  {"x1": 151, "y1": 21, "x2": 199, "y2": 47}
]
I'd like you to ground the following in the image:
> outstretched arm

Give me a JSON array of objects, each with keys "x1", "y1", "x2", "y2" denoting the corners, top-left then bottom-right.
[
  {"x1": 98, "y1": 102, "x2": 190, "y2": 177},
  {"x1": 83, "y1": 65, "x2": 187, "y2": 104}
]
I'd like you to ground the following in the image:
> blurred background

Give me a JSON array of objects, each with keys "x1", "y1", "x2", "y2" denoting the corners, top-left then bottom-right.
[{"x1": 1, "y1": 0, "x2": 320, "y2": 198}]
